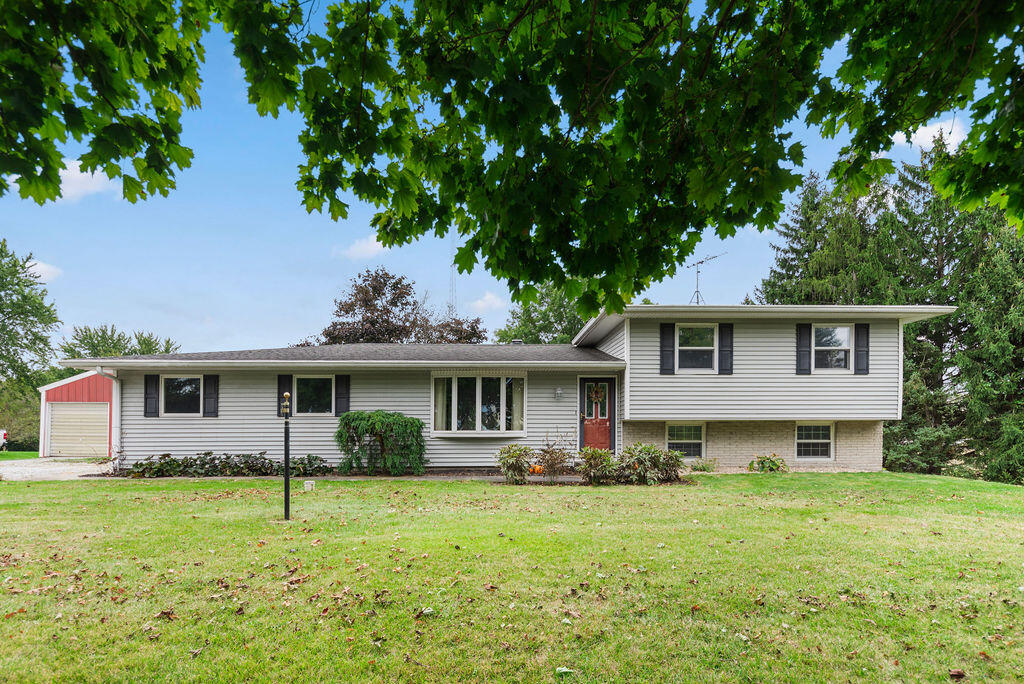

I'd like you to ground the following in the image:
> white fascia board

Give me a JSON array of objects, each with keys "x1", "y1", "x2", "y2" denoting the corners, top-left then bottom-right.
[
  {"x1": 573, "y1": 305, "x2": 957, "y2": 345},
  {"x1": 60, "y1": 359, "x2": 627, "y2": 371},
  {"x1": 37, "y1": 369, "x2": 98, "y2": 392},
  {"x1": 620, "y1": 304, "x2": 957, "y2": 321}
]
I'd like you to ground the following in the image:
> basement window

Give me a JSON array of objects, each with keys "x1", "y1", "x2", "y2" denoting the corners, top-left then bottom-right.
[
  {"x1": 667, "y1": 423, "x2": 705, "y2": 459},
  {"x1": 796, "y1": 423, "x2": 833, "y2": 459}
]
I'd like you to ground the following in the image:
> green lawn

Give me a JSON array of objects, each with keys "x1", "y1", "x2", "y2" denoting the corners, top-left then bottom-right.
[
  {"x1": 0, "y1": 450, "x2": 37, "y2": 461},
  {"x1": 1, "y1": 474, "x2": 1022, "y2": 682}
]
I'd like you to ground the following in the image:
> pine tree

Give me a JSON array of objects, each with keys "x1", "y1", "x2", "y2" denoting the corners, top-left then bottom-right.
[{"x1": 754, "y1": 139, "x2": 1024, "y2": 478}]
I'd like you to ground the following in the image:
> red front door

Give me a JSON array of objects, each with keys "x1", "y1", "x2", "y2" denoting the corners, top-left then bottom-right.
[{"x1": 581, "y1": 380, "x2": 612, "y2": 449}]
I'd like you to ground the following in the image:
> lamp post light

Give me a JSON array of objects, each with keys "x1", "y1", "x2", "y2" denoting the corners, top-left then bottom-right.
[{"x1": 282, "y1": 391, "x2": 291, "y2": 521}]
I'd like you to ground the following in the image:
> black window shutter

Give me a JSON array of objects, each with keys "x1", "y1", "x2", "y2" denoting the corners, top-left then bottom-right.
[
  {"x1": 277, "y1": 374, "x2": 292, "y2": 416},
  {"x1": 854, "y1": 323, "x2": 870, "y2": 375},
  {"x1": 335, "y1": 374, "x2": 350, "y2": 416},
  {"x1": 718, "y1": 323, "x2": 734, "y2": 375},
  {"x1": 659, "y1": 323, "x2": 675, "y2": 375},
  {"x1": 144, "y1": 374, "x2": 159, "y2": 417},
  {"x1": 796, "y1": 324, "x2": 812, "y2": 375},
  {"x1": 202, "y1": 375, "x2": 219, "y2": 417}
]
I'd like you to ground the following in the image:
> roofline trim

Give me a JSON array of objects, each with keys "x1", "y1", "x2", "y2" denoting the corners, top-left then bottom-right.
[
  {"x1": 572, "y1": 305, "x2": 957, "y2": 346},
  {"x1": 37, "y1": 369, "x2": 99, "y2": 393},
  {"x1": 60, "y1": 359, "x2": 627, "y2": 370}
]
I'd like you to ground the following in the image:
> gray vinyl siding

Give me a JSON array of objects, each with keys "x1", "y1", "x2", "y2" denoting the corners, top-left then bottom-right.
[
  {"x1": 626, "y1": 318, "x2": 901, "y2": 420},
  {"x1": 595, "y1": 322, "x2": 625, "y2": 359},
  {"x1": 117, "y1": 369, "x2": 580, "y2": 468}
]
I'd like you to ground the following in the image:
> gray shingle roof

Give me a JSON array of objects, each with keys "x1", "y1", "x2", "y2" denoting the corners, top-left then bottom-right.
[{"x1": 67, "y1": 343, "x2": 620, "y2": 364}]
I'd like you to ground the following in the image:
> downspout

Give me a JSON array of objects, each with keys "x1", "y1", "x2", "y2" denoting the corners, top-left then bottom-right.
[
  {"x1": 94, "y1": 367, "x2": 121, "y2": 471},
  {"x1": 94, "y1": 366, "x2": 117, "y2": 381}
]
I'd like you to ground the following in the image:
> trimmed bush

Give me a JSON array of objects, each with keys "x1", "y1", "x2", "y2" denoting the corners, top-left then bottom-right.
[
  {"x1": 334, "y1": 410, "x2": 426, "y2": 475},
  {"x1": 534, "y1": 442, "x2": 571, "y2": 483},
  {"x1": 289, "y1": 454, "x2": 333, "y2": 477},
  {"x1": 617, "y1": 443, "x2": 681, "y2": 485},
  {"x1": 576, "y1": 447, "x2": 616, "y2": 485},
  {"x1": 748, "y1": 453, "x2": 789, "y2": 472},
  {"x1": 124, "y1": 452, "x2": 334, "y2": 478},
  {"x1": 496, "y1": 444, "x2": 533, "y2": 484},
  {"x1": 125, "y1": 451, "x2": 279, "y2": 478},
  {"x1": 690, "y1": 458, "x2": 718, "y2": 473},
  {"x1": 657, "y1": 449, "x2": 684, "y2": 482}
]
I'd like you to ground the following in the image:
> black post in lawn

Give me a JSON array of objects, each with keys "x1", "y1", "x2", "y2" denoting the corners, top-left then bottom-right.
[{"x1": 282, "y1": 391, "x2": 291, "y2": 520}]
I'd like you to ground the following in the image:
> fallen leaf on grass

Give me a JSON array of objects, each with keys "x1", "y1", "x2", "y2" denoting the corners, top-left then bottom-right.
[
  {"x1": 4, "y1": 608, "x2": 26, "y2": 619},
  {"x1": 154, "y1": 608, "x2": 177, "y2": 620},
  {"x1": 414, "y1": 607, "x2": 434, "y2": 619},
  {"x1": 484, "y1": 583, "x2": 498, "y2": 591},
  {"x1": 949, "y1": 669, "x2": 966, "y2": 680}
]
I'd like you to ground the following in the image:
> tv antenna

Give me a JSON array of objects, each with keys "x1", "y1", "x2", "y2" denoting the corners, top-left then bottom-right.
[{"x1": 687, "y1": 253, "x2": 725, "y2": 304}]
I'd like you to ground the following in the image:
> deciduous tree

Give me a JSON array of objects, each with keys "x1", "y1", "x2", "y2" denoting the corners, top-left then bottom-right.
[
  {"x1": 59, "y1": 324, "x2": 180, "y2": 359},
  {"x1": 494, "y1": 282, "x2": 586, "y2": 344},
  {"x1": 0, "y1": 240, "x2": 60, "y2": 382},
  {"x1": 307, "y1": 267, "x2": 486, "y2": 344},
  {"x1": 5, "y1": 1, "x2": 1024, "y2": 311}
]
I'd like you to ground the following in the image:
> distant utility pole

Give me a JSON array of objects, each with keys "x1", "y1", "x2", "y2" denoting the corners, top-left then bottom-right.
[{"x1": 687, "y1": 253, "x2": 725, "y2": 305}]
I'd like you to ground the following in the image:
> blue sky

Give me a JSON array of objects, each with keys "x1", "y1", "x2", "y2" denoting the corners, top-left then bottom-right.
[{"x1": 0, "y1": 30, "x2": 960, "y2": 353}]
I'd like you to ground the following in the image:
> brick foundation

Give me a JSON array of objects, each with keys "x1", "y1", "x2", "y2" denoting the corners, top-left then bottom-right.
[{"x1": 620, "y1": 420, "x2": 883, "y2": 472}]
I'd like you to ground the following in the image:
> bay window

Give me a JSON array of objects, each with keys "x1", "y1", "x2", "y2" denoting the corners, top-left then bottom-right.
[{"x1": 433, "y1": 375, "x2": 526, "y2": 434}]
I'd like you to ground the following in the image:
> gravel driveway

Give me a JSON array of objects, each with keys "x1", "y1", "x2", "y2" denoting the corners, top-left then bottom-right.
[{"x1": 0, "y1": 457, "x2": 111, "y2": 481}]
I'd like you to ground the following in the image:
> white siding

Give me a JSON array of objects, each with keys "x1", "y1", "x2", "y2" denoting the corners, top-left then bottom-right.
[
  {"x1": 626, "y1": 318, "x2": 901, "y2": 420},
  {"x1": 118, "y1": 369, "x2": 580, "y2": 468},
  {"x1": 595, "y1": 322, "x2": 625, "y2": 359}
]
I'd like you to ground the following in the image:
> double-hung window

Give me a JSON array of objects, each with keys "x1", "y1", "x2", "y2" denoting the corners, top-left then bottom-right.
[
  {"x1": 677, "y1": 324, "x2": 717, "y2": 371},
  {"x1": 162, "y1": 376, "x2": 201, "y2": 415},
  {"x1": 813, "y1": 325, "x2": 852, "y2": 371},
  {"x1": 433, "y1": 375, "x2": 525, "y2": 434},
  {"x1": 294, "y1": 376, "x2": 333, "y2": 414},
  {"x1": 796, "y1": 423, "x2": 833, "y2": 459},
  {"x1": 667, "y1": 423, "x2": 705, "y2": 458}
]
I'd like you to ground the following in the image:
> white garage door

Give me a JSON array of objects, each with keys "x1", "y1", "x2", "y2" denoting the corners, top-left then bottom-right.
[{"x1": 48, "y1": 403, "x2": 109, "y2": 458}]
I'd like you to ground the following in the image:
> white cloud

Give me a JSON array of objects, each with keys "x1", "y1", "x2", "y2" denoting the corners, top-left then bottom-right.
[
  {"x1": 892, "y1": 118, "x2": 967, "y2": 150},
  {"x1": 335, "y1": 234, "x2": 388, "y2": 260},
  {"x1": 57, "y1": 159, "x2": 119, "y2": 202},
  {"x1": 469, "y1": 290, "x2": 506, "y2": 313},
  {"x1": 28, "y1": 260, "x2": 62, "y2": 283}
]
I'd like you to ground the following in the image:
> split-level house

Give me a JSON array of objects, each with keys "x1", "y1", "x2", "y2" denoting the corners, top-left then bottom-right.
[{"x1": 59, "y1": 304, "x2": 954, "y2": 471}]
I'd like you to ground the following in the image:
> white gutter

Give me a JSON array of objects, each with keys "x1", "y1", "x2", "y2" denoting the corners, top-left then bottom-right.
[
  {"x1": 60, "y1": 359, "x2": 627, "y2": 370},
  {"x1": 573, "y1": 305, "x2": 957, "y2": 346},
  {"x1": 94, "y1": 366, "x2": 118, "y2": 380}
]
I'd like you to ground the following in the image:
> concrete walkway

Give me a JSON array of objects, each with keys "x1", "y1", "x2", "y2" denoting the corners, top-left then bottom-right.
[{"x1": 0, "y1": 457, "x2": 111, "y2": 481}]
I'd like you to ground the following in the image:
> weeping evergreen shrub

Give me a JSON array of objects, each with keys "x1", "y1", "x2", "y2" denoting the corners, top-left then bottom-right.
[{"x1": 334, "y1": 410, "x2": 427, "y2": 475}]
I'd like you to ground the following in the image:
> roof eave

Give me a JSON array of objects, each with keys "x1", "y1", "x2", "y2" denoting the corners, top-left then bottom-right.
[{"x1": 60, "y1": 359, "x2": 627, "y2": 371}]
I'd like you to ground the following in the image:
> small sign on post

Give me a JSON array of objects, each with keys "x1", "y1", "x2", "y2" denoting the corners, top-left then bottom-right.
[{"x1": 281, "y1": 391, "x2": 291, "y2": 520}]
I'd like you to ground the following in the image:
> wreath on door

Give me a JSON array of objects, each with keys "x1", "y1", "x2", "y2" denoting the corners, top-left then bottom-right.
[{"x1": 587, "y1": 384, "x2": 606, "y2": 405}]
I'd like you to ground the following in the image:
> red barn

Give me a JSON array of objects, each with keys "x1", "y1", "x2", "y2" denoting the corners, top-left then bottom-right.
[{"x1": 38, "y1": 371, "x2": 114, "y2": 458}]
